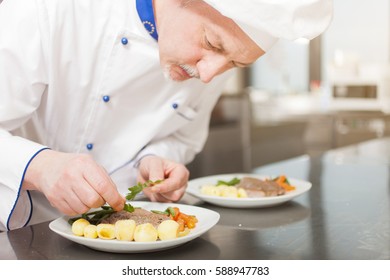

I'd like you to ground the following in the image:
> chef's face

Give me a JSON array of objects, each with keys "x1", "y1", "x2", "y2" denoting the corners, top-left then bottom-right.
[{"x1": 155, "y1": 0, "x2": 265, "y2": 83}]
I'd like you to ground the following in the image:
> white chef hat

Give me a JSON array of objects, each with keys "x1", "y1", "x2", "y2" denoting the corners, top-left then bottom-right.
[{"x1": 203, "y1": 0, "x2": 333, "y2": 51}]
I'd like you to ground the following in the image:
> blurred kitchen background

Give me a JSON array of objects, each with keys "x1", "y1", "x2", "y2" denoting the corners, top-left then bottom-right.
[
  {"x1": 2, "y1": 0, "x2": 389, "y2": 178},
  {"x1": 187, "y1": 0, "x2": 390, "y2": 178}
]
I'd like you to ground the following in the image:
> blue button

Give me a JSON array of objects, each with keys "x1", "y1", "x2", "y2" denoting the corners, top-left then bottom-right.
[
  {"x1": 172, "y1": 103, "x2": 178, "y2": 109},
  {"x1": 121, "y1": 37, "x2": 128, "y2": 45},
  {"x1": 86, "y1": 143, "x2": 93, "y2": 150},
  {"x1": 102, "y1": 95, "x2": 110, "y2": 102}
]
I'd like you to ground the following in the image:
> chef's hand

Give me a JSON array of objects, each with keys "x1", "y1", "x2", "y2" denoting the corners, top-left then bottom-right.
[
  {"x1": 22, "y1": 149, "x2": 125, "y2": 216},
  {"x1": 137, "y1": 155, "x2": 189, "y2": 202}
]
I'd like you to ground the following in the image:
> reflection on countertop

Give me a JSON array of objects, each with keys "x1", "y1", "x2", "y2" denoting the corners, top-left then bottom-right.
[
  {"x1": 188, "y1": 90, "x2": 390, "y2": 179},
  {"x1": 204, "y1": 201, "x2": 310, "y2": 231}
]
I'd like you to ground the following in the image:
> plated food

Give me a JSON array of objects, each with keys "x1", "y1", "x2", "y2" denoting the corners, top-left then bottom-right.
[
  {"x1": 49, "y1": 202, "x2": 220, "y2": 253},
  {"x1": 69, "y1": 206, "x2": 197, "y2": 242},
  {"x1": 200, "y1": 175, "x2": 296, "y2": 198},
  {"x1": 187, "y1": 173, "x2": 312, "y2": 208}
]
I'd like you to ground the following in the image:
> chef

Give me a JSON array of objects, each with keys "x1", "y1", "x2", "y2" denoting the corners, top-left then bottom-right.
[{"x1": 0, "y1": 0, "x2": 333, "y2": 231}]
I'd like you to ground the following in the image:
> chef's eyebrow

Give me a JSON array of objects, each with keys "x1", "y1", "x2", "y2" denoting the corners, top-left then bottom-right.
[
  {"x1": 232, "y1": 61, "x2": 251, "y2": 68},
  {"x1": 204, "y1": 29, "x2": 252, "y2": 68},
  {"x1": 211, "y1": 33, "x2": 252, "y2": 68}
]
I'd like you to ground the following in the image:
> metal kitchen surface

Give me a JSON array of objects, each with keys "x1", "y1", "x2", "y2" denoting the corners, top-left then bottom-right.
[{"x1": 1, "y1": 137, "x2": 390, "y2": 260}]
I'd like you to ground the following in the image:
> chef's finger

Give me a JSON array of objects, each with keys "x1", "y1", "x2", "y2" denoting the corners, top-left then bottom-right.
[
  {"x1": 151, "y1": 166, "x2": 189, "y2": 193},
  {"x1": 161, "y1": 187, "x2": 186, "y2": 202},
  {"x1": 72, "y1": 179, "x2": 105, "y2": 209},
  {"x1": 150, "y1": 186, "x2": 186, "y2": 202},
  {"x1": 63, "y1": 187, "x2": 93, "y2": 213},
  {"x1": 145, "y1": 177, "x2": 186, "y2": 202},
  {"x1": 143, "y1": 189, "x2": 172, "y2": 203},
  {"x1": 142, "y1": 187, "x2": 163, "y2": 202},
  {"x1": 146, "y1": 166, "x2": 166, "y2": 193},
  {"x1": 83, "y1": 164, "x2": 125, "y2": 211},
  {"x1": 52, "y1": 196, "x2": 83, "y2": 216},
  {"x1": 145, "y1": 160, "x2": 165, "y2": 182}
]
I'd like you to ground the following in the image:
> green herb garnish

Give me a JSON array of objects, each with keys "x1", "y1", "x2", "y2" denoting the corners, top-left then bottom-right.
[
  {"x1": 151, "y1": 210, "x2": 169, "y2": 215},
  {"x1": 123, "y1": 203, "x2": 135, "y2": 213},
  {"x1": 167, "y1": 207, "x2": 176, "y2": 218},
  {"x1": 150, "y1": 206, "x2": 176, "y2": 218},
  {"x1": 68, "y1": 207, "x2": 116, "y2": 225},
  {"x1": 125, "y1": 180, "x2": 163, "y2": 200},
  {"x1": 216, "y1": 177, "x2": 241, "y2": 186},
  {"x1": 68, "y1": 179, "x2": 163, "y2": 225}
]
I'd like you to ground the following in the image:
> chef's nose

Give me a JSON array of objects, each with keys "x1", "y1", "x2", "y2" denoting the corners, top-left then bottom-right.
[{"x1": 197, "y1": 55, "x2": 231, "y2": 83}]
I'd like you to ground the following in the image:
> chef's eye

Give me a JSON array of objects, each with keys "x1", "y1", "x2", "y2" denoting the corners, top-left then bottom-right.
[
  {"x1": 204, "y1": 36, "x2": 213, "y2": 48},
  {"x1": 204, "y1": 35, "x2": 220, "y2": 51}
]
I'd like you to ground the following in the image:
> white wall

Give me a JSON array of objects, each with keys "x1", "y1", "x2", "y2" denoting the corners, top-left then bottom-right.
[
  {"x1": 322, "y1": 0, "x2": 390, "y2": 84},
  {"x1": 250, "y1": 0, "x2": 390, "y2": 94},
  {"x1": 250, "y1": 39, "x2": 309, "y2": 95}
]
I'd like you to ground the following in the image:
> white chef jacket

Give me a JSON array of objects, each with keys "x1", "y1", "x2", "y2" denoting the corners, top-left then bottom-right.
[{"x1": 0, "y1": 0, "x2": 231, "y2": 231}]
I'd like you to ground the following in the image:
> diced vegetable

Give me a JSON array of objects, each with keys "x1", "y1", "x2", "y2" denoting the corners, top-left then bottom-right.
[{"x1": 273, "y1": 175, "x2": 296, "y2": 191}]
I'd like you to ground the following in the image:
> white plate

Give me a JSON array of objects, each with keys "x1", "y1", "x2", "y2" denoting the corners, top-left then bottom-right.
[
  {"x1": 49, "y1": 202, "x2": 219, "y2": 253},
  {"x1": 187, "y1": 173, "x2": 312, "y2": 208}
]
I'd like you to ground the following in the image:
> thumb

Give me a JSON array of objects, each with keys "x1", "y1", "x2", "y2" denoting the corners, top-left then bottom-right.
[
  {"x1": 148, "y1": 169, "x2": 164, "y2": 191},
  {"x1": 147, "y1": 162, "x2": 165, "y2": 193}
]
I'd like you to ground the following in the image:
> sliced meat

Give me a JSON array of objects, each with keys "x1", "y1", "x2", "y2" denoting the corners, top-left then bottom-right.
[
  {"x1": 99, "y1": 208, "x2": 170, "y2": 228},
  {"x1": 237, "y1": 177, "x2": 286, "y2": 197}
]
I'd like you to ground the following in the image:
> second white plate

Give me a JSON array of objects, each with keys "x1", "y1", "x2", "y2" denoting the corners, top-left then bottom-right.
[{"x1": 186, "y1": 173, "x2": 312, "y2": 208}]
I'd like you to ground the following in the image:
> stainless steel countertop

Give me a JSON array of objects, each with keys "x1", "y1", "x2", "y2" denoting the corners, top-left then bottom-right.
[{"x1": 1, "y1": 137, "x2": 390, "y2": 260}]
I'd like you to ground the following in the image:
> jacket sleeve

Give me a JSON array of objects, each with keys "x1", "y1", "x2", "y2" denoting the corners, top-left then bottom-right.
[{"x1": 0, "y1": 0, "x2": 48, "y2": 230}]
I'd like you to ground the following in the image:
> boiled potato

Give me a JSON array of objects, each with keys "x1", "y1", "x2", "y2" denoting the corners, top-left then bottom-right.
[
  {"x1": 237, "y1": 188, "x2": 248, "y2": 198},
  {"x1": 115, "y1": 219, "x2": 136, "y2": 241},
  {"x1": 97, "y1": 223, "x2": 116, "y2": 239},
  {"x1": 71, "y1": 218, "x2": 90, "y2": 236},
  {"x1": 201, "y1": 184, "x2": 247, "y2": 198},
  {"x1": 157, "y1": 220, "x2": 179, "y2": 241},
  {"x1": 83, "y1": 224, "x2": 98, "y2": 239},
  {"x1": 134, "y1": 223, "x2": 158, "y2": 242},
  {"x1": 200, "y1": 185, "x2": 221, "y2": 196},
  {"x1": 220, "y1": 186, "x2": 238, "y2": 197}
]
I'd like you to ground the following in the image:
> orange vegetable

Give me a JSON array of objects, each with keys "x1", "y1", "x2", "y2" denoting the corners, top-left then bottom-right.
[
  {"x1": 170, "y1": 207, "x2": 180, "y2": 221},
  {"x1": 167, "y1": 207, "x2": 198, "y2": 231},
  {"x1": 176, "y1": 218, "x2": 185, "y2": 232},
  {"x1": 186, "y1": 219, "x2": 197, "y2": 229},
  {"x1": 177, "y1": 213, "x2": 198, "y2": 229},
  {"x1": 280, "y1": 182, "x2": 296, "y2": 191},
  {"x1": 275, "y1": 175, "x2": 296, "y2": 191},
  {"x1": 276, "y1": 175, "x2": 287, "y2": 185}
]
